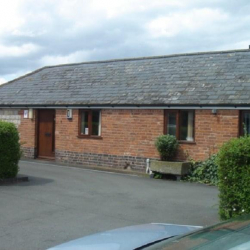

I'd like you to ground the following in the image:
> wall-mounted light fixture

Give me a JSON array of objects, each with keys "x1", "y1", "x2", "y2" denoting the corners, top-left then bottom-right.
[
  {"x1": 66, "y1": 109, "x2": 72, "y2": 119},
  {"x1": 212, "y1": 109, "x2": 217, "y2": 115},
  {"x1": 29, "y1": 108, "x2": 33, "y2": 119}
]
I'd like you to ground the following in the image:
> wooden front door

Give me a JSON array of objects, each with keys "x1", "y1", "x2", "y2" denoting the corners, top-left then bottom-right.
[{"x1": 38, "y1": 109, "x2": 55, "y2": 158}]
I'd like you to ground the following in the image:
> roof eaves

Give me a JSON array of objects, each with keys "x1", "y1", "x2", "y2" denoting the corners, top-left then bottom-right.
[{"x1": 1, "y1": 103, "x2": 250, "y2": 109}]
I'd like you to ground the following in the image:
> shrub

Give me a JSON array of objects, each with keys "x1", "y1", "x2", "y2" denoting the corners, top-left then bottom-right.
[
  {"x1": 185, "y1": 154, "x2": 218, "y2": 185},
  {"x1": 217, "y1": 136, "x2": 250, "y2": 220},
  {"x1": 155, "y1": 135, "x2": 178, "y2": 161},
  {"x1": 0, "y1": 120, "x2": 21, "y2": 179}
]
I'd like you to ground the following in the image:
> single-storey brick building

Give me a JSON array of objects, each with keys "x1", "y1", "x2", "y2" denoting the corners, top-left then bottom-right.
[{"x1": 0, "y1": 49, "x2": 250, "y2": 171}]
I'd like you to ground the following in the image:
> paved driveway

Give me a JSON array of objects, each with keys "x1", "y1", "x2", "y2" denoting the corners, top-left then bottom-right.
[{"x1": 0, "y1": 160, "x2": 219, "y2": 250}]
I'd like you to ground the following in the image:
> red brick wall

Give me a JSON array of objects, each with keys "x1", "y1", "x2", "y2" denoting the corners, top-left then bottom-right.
[
  {"x1": 177, "y1": 110, "x2": 239, "y2": 161},
  {"x1": 55, "y1": 109, "x2": 163, "y2": 159},
  {"x1": 16, "y1": 108, "x2": 240, "y2": 164},
  {"x1": 55, "y1": 109, "x2": 239, "y2": 162}
]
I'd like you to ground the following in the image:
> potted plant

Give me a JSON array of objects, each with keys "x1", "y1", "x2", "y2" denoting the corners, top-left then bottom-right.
[{"x1": 150, "y1": 135, "x2": 191, "y2": 180}]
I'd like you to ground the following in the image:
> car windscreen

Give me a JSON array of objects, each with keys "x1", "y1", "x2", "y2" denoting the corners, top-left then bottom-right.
[{"x1": 143, "y1": 215, "x2": 250, "y2": 250}]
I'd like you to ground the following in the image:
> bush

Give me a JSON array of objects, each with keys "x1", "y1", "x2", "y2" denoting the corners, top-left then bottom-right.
[
  {"x1": 155, "y1": 135, "x2": 178, "y2": 161},
  {"x1": 185, "y1": 154, "x2": 218, "y2": 185},
  {"x1": 0, "y1": 120, "x2": 21, "y2": 179},
  {"x1": 217, "y1": 136, "x2": 250, "y2": 220}
]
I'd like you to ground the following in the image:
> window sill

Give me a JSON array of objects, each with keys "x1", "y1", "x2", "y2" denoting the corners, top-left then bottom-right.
[
  {"x1": 77, "y1": 135, "x2": 103, "y2": 140},
  {"x1": 178, "y1": 140, "x2": 196, "y2": 144}
]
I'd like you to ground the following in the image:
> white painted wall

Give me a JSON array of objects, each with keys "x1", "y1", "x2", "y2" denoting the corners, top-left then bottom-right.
[{"x1": 0, "y1": 109, "x2": 21, "y2": 127}]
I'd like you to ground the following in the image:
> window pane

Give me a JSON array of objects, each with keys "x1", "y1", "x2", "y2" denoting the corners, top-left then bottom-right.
[
  {"x1": 81, "y1": 111, "x2": 89, "y2": 135},
  {"x1": 167, "y1": 113, "x2": 177, "y2": 136},
  {"x1": 243, "y1": 113, "x2": 250, "y2": 135},
  {"x1": 92, "y1": 111, "x2": 100, "y2": 136},
  {"x1": 180, "y1": 111, "x2": 194, "y2": 141}
]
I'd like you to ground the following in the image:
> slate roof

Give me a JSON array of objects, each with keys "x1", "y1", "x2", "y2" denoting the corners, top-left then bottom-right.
[{"x1": 1, "y1": 49, "x2": 250, "y2": 107}]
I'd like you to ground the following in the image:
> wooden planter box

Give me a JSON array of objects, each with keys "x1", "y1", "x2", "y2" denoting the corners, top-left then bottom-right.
[{"x1": 150, "y1": 160, "x2": 191, "y2": 181}]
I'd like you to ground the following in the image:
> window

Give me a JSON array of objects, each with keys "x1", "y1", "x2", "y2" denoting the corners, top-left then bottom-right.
[
  {"x1": 79, "y1": 110, "x2": 101, "y2": 137},
  {"x1": 240, "y1": 111, "x2": 250, "y2": 136},
  {"x1": 164, "y1": 110, "x2": 195, "y2": 142}
]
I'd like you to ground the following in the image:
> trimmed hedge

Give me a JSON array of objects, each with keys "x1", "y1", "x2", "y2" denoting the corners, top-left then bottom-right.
[
  {"x1": 155, "y1": 135, "x2": 178, "y2": 161},
  {"x1": 217, "y1": 136, "x2": 250, "y2": 220},
  {"x1": 0, "y1": 120, "x2": 21, "y2": 179},
  {"x1": 185, "y1": 154, "x2": 218, "y2": 185}
]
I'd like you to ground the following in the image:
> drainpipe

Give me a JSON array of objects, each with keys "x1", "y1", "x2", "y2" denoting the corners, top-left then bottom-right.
[{"x1": 146, "y1": 159, "x2": 152, "y2": 174}]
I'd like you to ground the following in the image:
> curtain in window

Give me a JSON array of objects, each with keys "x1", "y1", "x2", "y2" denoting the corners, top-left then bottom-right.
[
  {"x1": 180, "y1": 111, "x2": 194, "y2": 141},
  {"x1": 243, "y1": 113, "x2": 250, "y2": 135}
]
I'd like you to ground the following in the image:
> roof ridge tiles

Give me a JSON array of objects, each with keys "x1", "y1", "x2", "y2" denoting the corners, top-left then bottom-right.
[{"x1": 36, "y1": 48, "x2": 250, "y2": 68}]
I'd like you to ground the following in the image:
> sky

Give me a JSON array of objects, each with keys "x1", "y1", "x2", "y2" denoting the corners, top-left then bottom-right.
[{"x1": 0, "y1": 0, "x2": 250, "y2": 84}]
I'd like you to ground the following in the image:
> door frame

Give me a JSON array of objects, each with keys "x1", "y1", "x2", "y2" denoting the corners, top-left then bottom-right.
[{"x1": 36, "y1": 109, "x2": 56, "y2": 159}]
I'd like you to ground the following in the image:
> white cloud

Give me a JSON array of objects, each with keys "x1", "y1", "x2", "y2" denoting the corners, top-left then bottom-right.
[
  {"x1": 0, "y1": 43, "x2": 40, "y2": 58},
  {"x1": 0, "y1": 77, "x2": 6, "y2": 85},
  {"x1": 39, "y1": 50, "x2": 91, "y2": 66},
  {"x1": 147, "y1": 8, "x2": 228, "y2": 38},
  {"x1": 0, "y1": 0, "x2": 25, "y2": 34},
  {"x1": 90, "y1": 0, "x2": 184, "y2": 18},
  {"x1": 216, "y1": 40, "x2": 250, "y2": 51},
  {"x1": 0, "y1": 0, "x2": 250, "y2": 81},
  {"x1": 11, "y1": 29, "x2": 47, "y2": 38}
]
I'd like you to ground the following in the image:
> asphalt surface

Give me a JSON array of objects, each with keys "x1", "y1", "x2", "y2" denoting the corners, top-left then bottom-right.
[{"x1": 0, "y1": 160, "x2": 219, "y2": 250}]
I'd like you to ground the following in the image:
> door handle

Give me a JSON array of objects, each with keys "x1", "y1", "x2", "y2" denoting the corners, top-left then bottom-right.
[{"x1": 45, "y1": 132, "x2": 51, "y2": 137}]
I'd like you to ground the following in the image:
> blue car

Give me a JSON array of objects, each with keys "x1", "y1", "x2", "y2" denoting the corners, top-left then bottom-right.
[{"x1": 48, "y1": 214, "x2": 250, "y2": 250}]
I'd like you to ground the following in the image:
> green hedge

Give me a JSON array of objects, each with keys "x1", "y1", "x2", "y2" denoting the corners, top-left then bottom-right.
[
  {"x1": 155, "y1": 135, "x2": 178, "y2": 161},
  {"x1": 217, "y1": 136, "x2": 250, "y2": 220},
  {"x1": 185, "y1": 154, "x2": 218, "y2": 185},
  {"x1": 0, "y1": 120, "x2": 21, "y2": 179}
]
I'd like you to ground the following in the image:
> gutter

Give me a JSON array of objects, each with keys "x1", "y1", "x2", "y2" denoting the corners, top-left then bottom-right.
[{"x1": 0, "y1": 104, "x2": 250, "y2": 110}]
